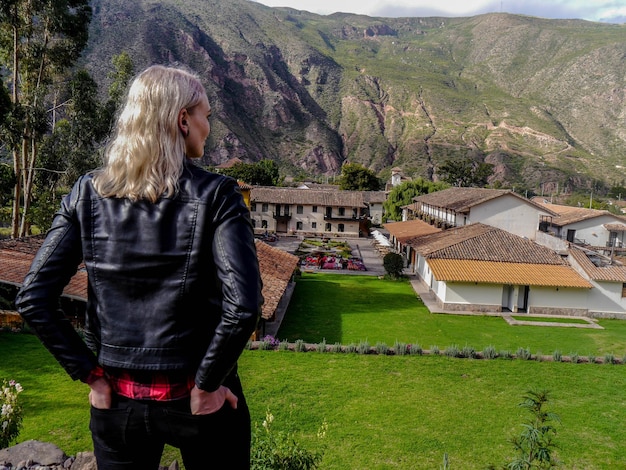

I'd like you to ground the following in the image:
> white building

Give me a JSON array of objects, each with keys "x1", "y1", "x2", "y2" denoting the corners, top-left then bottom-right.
[
  {"x1": 405, "y1": 187, "x2": 557, "y2": 240},
  {"x1": 532, "y1": 198, "x2": 626, "y2": 255},
  {"x1": 405, "y1": 223, "x2": 594, "y2": 315},
  {"x1": 249, "y1": 186, "x2": 387, "y2": 238}
]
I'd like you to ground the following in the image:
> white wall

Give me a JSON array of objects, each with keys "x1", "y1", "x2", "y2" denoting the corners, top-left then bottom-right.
[
  {"x1": 561, "y1": 215, "x2": 623, "y2": 247},
  {"x1": 535, "y1": 231, "x2": 569, "y2": 251},
  {"x1": 441, "y1": 282, "x2": 503, "y2": 306},
  {"x1": 528, "y1": 286, "x2": 588, "y2": 310},
  {"x1": 469, "y1": 195, "x2": 547, "y2": 240},
  {"x1": 586, "y1": 281, "x2": 626, "y2": 315},
  {"x1": 369, "y1": 203, "x2": 383, "y2": 225}
]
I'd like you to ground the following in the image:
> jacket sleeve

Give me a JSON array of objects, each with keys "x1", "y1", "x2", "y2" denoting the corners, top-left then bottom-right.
[
  {"x1": 15, "y1": 178, "x2": 99, "y2": 382},
  {"x1": 194, "y1": 178, "x2": 263, "y2": 392}
]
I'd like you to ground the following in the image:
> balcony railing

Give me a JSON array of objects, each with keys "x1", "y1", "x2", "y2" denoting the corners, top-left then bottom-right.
[
  {"x1": 273, "y1": 212, "x2": 291, "y2": 221},
  {"x1": 323, "y1": 214, "x2": 362, "y2": 221}
]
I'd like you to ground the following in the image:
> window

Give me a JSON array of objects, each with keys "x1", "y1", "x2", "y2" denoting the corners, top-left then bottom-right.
[
  {"x1": 262, "y1": 203, "x2": 268, "y2": 213},
  {"x1": 296, "y1": 221, "x2": 303, "y2": 230},
  {"x1": 338, "y1": 224, "x2": 344, "y2": 233},
  {"x1": 312, "y1": 206, "x2": 318, "y2": 213},
  {"x1": 261, "y1": 220, "x2": 268, "y2": 228},
  {"x1": 311, "y1": 222, "x2": 317, "y2": 229},
  {"x1": 325, "y1": 223, "x2": 331, "y2": 232},
  {"x1": 251, "y1": 203, "x2": 257, "y2": 212},
  {"x1": 251, "y1": 219, "x2": 256, "y2": 228},
  {"x1": 338, "y1": 207, "x2": 345, "y2": 216},
  {"x1": 622, "y1": 283, "x2": 626, "y2": 298},
  {"x1": 297, "y1": 205, "x2": 303, "y2": 214}
]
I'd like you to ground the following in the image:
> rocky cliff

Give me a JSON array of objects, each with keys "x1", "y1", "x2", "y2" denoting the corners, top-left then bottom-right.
[{"x1": 80, "y1": 0, "x2": 626, "y2": 192}]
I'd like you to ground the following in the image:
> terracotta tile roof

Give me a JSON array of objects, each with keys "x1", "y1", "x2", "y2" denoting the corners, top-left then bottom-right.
[
  {"x1": 569, "y1": 247, "x2": 626, "y2": 282},
  {"x1": 383, "y1": 220, "x2": 441, "y2": 243},
  {"x1": 362, "y1": 191, "x2": 388, "y2": 203},
  {"x1": 0, "y1": 236, "x2": 88, "y2": 300},
  {"x1": 427, "y1": 259, "x2": 592, "y2": 288},
  {"x1": 251, "y1": 186, "x2": 375, "y2": 207},
  {"x1": 532, "y1": 199, "x2": 626, "y2": 226},
  {"x1": 237, "y1": 181, "x2": 253, "y2": 190},
  {"x1": 406, "y1": 223, "x2": 567, "y2": 265},
  {"x1": 403, "y1": 223, "x2": 590, "y2": 287},
  {"x1": 413, "y1": 187, "x2": 556, "y2": 215},
  {"x1": 414, "y1": 187, "x2": 510, "y2": 212},
  {"x1": 254, "y1": 240, "x2": 300, "y2": 321},
  {"x1": 604, "y1": 223, "x2": 626, "y2": 231}
]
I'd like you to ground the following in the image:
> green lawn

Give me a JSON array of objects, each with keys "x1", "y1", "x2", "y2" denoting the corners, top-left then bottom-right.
[
  {"x1": 3, "y1": 272, "x2": 626, "y2": 468},
  {"x1": 278, "y1": 273, "x2": 626, "y2": 359}
]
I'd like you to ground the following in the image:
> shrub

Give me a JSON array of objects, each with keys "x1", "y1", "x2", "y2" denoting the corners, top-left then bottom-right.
[
  {"x1": 482, "y1": 345, "x2": 498, "y2": 359},
  {"x1": 516, "y1": 347, "x2": 532, "y2": 360},
  {"x1": 408, "y1": 343, "x2": 423, "y2": 355},
  {"x1": 444, "y1": 344, "x2": 460, "y2": 358},
  {"x1": 499, "y1": 350, "x2": 513, "y2": 359},
  {"x1": 604, "y1": 353, "x2": 616, "y2": 365},
  {"x1": 329, "y1": 342, "x2": 342, "y2": 353},
  {"x1": 251, "y1": 409, "x2": 327, "y2": 470},
  {"x1": 0, "y1": 379, "x2": 24, "y2": 449},
  {"x1": 393, "y1": 341, "x2": 409, "y2": 356},
  {"x1": 375, "y1": 342, "x2": 389, "y2": 355},
  {"x1": 461, "y1": 345, "x2": 476, "y2": 359},
  {"x1": 357, "y1": 340, "x2": 371, "y2": 354},
  {"x1": 489, "y1": 390, "x2": 561, "y2": 470},
  {"x1": 382, "y1": 252, "x2": 404, "y2": 279}
]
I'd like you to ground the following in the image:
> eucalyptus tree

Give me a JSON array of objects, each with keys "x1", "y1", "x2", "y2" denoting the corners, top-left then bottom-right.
[
  {"x1": 33, "y1": 53, "x2": 134, "y2": 232},
  {"x1": 0, "y1": 0, "x2": 91, "y2": 237}
]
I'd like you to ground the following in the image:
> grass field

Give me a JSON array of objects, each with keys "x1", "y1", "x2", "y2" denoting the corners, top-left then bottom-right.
[{"x1": 2, "y1": 272, "x2": 626, "y2": 468}]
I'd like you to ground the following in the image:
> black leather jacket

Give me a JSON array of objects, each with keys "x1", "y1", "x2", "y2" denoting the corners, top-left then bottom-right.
[{"x1": 16, "y1": 161, "x2": 263, "y2": 392}]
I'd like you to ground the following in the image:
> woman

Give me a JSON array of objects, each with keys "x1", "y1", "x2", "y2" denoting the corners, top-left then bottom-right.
[{"x1": 16, "y1": 64, "x2": 263, "y2": 469}]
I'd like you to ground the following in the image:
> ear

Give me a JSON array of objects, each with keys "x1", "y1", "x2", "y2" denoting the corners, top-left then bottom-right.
[{"x1": 178, "y1": 108, "x2": 189, "y2": 136}]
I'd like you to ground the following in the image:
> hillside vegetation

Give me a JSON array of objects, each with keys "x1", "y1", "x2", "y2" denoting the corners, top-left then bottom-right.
[{"x1": 81, "y1": 0, "x2": 626, "y2": 193}]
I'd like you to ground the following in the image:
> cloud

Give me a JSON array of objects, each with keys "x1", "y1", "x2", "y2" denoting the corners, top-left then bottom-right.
[{"x1": 252, "y1": 0, "x2": 626, "y2": 23}]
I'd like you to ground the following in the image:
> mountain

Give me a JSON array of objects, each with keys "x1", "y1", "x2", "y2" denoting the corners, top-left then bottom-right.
[{"x1": 80, "y1": 0, "x2": 626, "y2": 193}]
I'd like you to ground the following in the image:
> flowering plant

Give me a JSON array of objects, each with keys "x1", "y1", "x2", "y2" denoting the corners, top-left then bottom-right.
[{"x1": 0, "y1": 379, "x2": 24, "y2": 449}]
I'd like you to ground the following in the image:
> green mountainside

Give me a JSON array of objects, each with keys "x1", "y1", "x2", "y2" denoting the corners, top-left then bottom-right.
[{"x1": 81, "y1": 0, "x2": 626, "y2": 193}]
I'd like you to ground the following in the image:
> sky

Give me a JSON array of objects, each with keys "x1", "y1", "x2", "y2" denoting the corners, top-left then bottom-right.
[{"x1": 251, "y1": 0, "x2": 626, "y2": 23}]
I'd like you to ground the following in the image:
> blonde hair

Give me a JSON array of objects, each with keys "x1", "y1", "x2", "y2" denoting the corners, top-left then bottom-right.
[{"x1": 93, "y1": 65, "x2": 207, "y2": 201}]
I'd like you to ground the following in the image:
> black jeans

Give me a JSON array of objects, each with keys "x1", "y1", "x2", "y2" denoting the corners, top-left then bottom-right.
[{"x1": 89, "y1": 374, "x2": 250, "y2": 470}]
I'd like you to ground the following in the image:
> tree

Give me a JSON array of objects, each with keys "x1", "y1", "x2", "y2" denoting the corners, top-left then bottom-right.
[
  {"x1": 257, "y1": 159, "x2": 282, "y2": 186},
  {"x1": 31, "y1": 55, "x2": 133, "y2": 232},
  {"x1": 0, "y1": 0, "x2": 92, "y2": 237},
  {"x1": 437, "y1": 157, "x2": 494, "y2": 188},
  {"x1": 101, "y1": 51, "x2": 134, "y2": 129},
  {"x1": 383, "y1": 178, "x2": 449, "y2": 221},
  {"x1": 220, "y1": 161, "x2": 277, "y2": 186},
  {"x1": 339, "y1": 163, "x2": 382, "y2": 191},
  {"x1": 383, "y1": 252, "x2": 404, "y2": 279}
]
